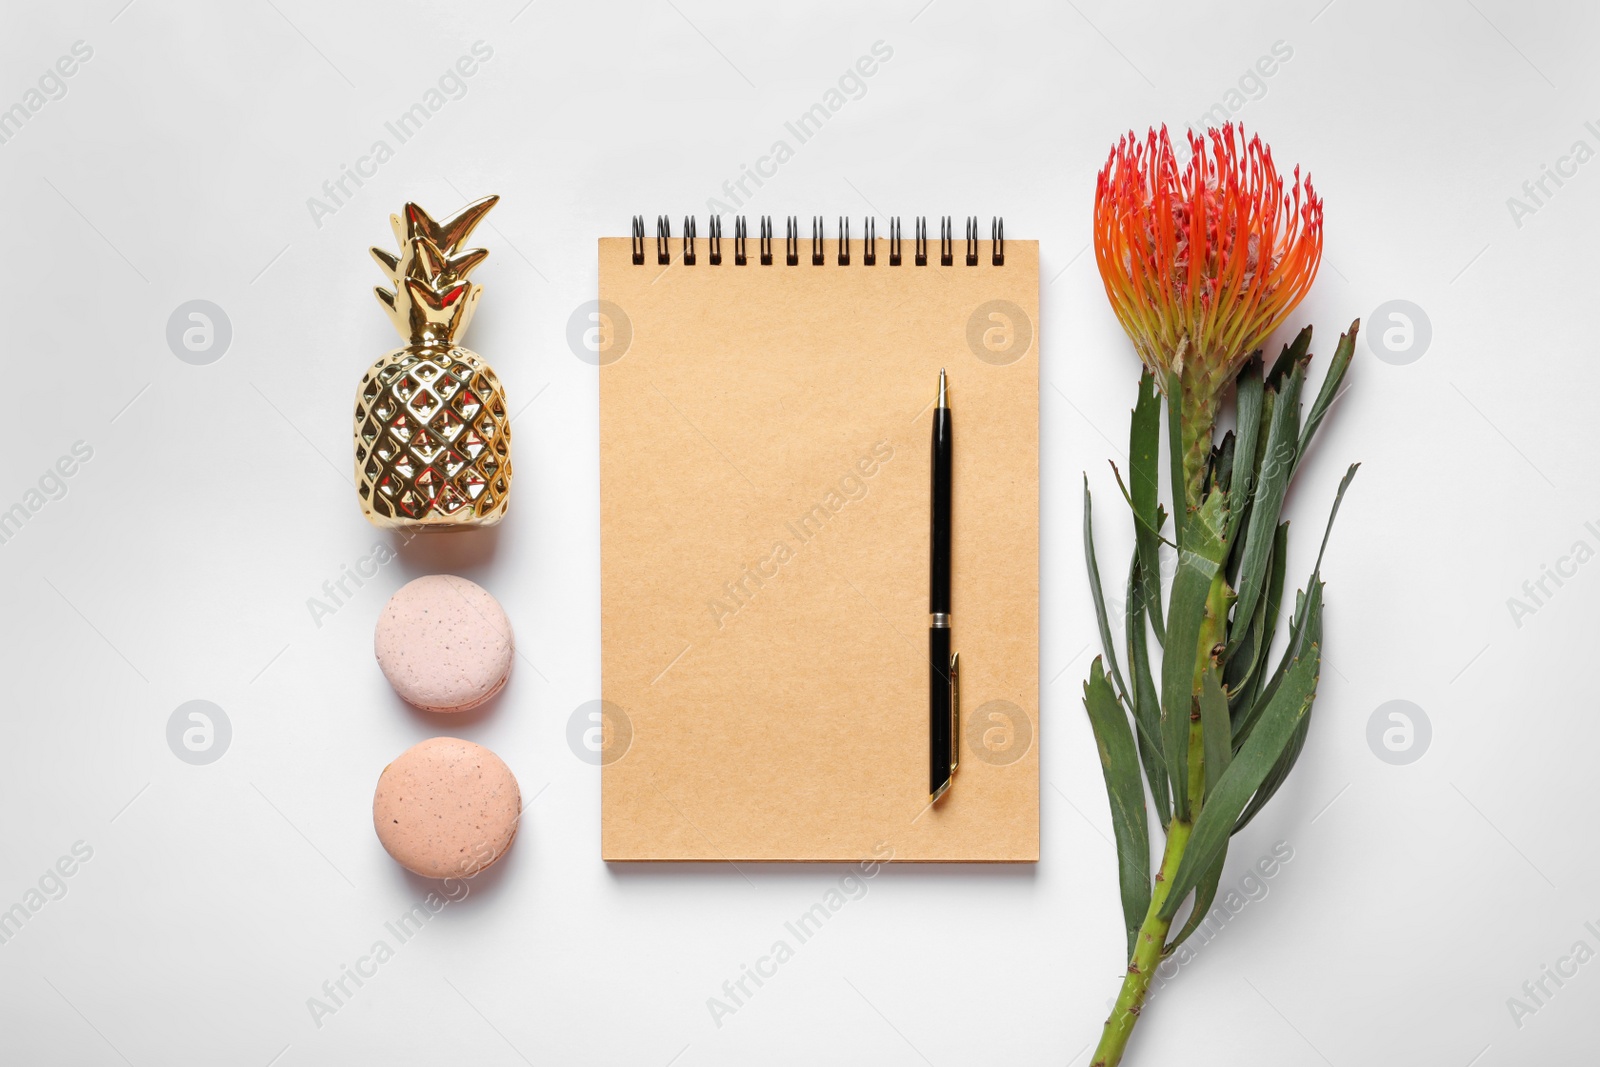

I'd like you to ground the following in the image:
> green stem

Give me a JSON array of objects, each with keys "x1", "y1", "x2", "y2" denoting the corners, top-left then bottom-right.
[
  {"x1": 1179, "y1": 379, "x2": 1219, "y2": 515},
  {"x1": 1091, "y1": 819, "x2": 1190, "y2": 1067},
  {"x1": 1092, "y1": 568, "x2": 1230, "y2": 1067},
  {"x1": 1189, "y1": 569, "x2": 1231, "y2": 803}
]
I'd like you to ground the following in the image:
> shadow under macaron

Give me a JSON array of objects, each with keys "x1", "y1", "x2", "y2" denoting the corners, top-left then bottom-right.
[
  {"x1": 384, "y1": 665, "x2": 513, "y2": 731},
  {"x1": 391, "y1": 828, "x2": 521, "y2": 908}
]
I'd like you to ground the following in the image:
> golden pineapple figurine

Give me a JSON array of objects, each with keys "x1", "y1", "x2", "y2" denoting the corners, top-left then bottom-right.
[{"x1": 355, "y1": 196, "x2": 512, "y2": 529}]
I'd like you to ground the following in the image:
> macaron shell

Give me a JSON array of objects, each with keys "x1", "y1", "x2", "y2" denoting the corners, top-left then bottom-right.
[
  {"x1": 373, "y1": 737, "x2": 521, "y2": 879},
  {"x1": 375, "y1": 575, "x2": 514, "y2": 712}
]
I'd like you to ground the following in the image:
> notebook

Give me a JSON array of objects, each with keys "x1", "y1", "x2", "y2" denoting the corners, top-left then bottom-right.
[{"x1": 598, "y1": 218, "x2": 1039, "y2": 862}]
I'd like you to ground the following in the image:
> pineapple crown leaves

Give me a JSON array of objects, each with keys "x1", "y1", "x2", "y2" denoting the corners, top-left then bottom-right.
[{"x1": 372, "y1": 195, "x2": 499, "y2": 345}]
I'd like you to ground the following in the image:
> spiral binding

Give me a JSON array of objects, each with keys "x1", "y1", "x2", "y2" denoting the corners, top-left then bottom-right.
[{"x1": 630, "y1": 216, "x2": 1005, "y2": 267}]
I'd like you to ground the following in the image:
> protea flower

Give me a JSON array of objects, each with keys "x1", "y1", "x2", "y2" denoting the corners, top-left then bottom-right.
[
  {"x1": 1080, "y1": 126, "x2": 1359, "y2": 1066},
  {"x1": 1094, "y1": 125, "x2": 1323, "y2": 507}
]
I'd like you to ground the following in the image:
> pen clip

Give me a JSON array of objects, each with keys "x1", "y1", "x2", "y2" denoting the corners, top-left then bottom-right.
[{"x1": 948, "y1": 651, "x2": 960, "y2": 780}]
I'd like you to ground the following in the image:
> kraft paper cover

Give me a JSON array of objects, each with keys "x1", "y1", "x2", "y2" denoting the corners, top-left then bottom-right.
[{"x1": 599, "y1": 236, "x2": 1039, "y2": 862}]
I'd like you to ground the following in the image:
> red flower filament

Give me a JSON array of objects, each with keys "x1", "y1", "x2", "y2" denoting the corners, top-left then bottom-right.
[{"x1": 1094, "y1": 125, "x2": 1323, "y2": 387}]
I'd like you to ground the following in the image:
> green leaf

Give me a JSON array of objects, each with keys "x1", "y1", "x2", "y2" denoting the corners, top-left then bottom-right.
[
  {"x1": 1266, "y1": 326, "x2": 1313, "y2": 388},
  {"x1": 1235, "y1": 460, "x2": 1350, "y2": 742},
  {"x1": 1166, "y1": 850, "x2": 1226, "y2": 951},
  {"x1": 1083, "y1": 658, "x2": 1152, "y2": 959},
  {"x1": 1223, "y1": 595, "x2": 1267, "y2": 698},
  {"x1": 1226, "y1": 357, "x2": 1264, "y2": 547},
  {"x1": 1199, "y1": 665, "x2": 1232, "y2": 799},
  {"x1": 1233, "y1": 595, "x2": 1321, "y2": 834},
  {"x1": 1230, "y1": 360, "x2": 1307, "y2": 642},
  {"x1": 1313, "y1": 464, "x2": 1361, "y2": 577},
  {"x1": 1110, "y1": 462, "x2": 1175, "y2": 551},
  {"x1": 1159, "y1": 645, "x2": 1321, "y2": 921},
  {"x1": 1234, "y1": 581, "x2": 1319, "y2": 748},
  {"x1": 1234, "y1": 584, "x2": 1323, "y2": 832},
  {"x1": 1227, "y1": 522, "x2": 1289, "y2": 715},
  {"x1": 1210, "y1": 431, "x2": 1236, "y2": 497},
  {"x1": 1129, "y1": 370, "x2": 1167, "y2": 641},
  {"x1": 1158, "y1": 494, "x2": 1228, "y2": 822},
  {"x1": 1083, "y1": 479, "x2": 1130, "y2": 708},
  {"x1": 1260, "y1": 521, "x2": 1290, "y2": 656},
  {"x1": 1227, "y1": 386, "x2": 1277, "y2": 589},
  {"x1": 1127, "y1": 552, "x2": 1170, "y2": 829},
  {"x1": 1165, "y1": 370, "x2": 1186, "y2": 552},
  {"x1": 1233, "y1": 717, "x2": 1311, "y2": 836},
  {"x1": 1232, "y1": 468, "x2": 1356, "y2": 833},
  {"x1": 1249, "y1": 523, "x2": 1293, "y2": 709},
  {"x1": 1235, "y1": 465, "x2": 1356, "y2": 746},
  {"x1": 1295, "y1": 321, "x2": 1360, "y2": 475}
]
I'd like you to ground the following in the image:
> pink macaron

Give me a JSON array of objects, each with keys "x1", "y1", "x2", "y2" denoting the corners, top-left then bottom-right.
[
  {"x1": 375, "y1": 575, "x2": 514, "y2": 712},
  {"x1": 373, "y1": 737, "x2": 521, "y2": 879}
]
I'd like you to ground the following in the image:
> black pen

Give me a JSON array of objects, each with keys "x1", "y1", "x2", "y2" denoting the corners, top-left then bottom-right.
[{"x1": 929, "y1": 368, "x2": 958, "y2": 802}]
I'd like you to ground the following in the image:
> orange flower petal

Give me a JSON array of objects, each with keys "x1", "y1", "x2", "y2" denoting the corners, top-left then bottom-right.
[{"x1": 1094, "y1": 124, "x2": 1323, "y2": 387}]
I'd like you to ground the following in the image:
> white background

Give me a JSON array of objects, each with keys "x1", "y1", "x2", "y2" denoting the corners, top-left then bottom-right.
[{"x1": 1, "y1": 0, "x2": 1596, "y2": 1064}]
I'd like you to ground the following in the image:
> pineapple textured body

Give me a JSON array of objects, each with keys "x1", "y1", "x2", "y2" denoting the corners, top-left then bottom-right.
[
  {"x1": 355, "y1": 343, "x2": 511, "y2": 528},
  {"x1": 356, "y1": 195, "x2": 512, "y2": 529}
]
